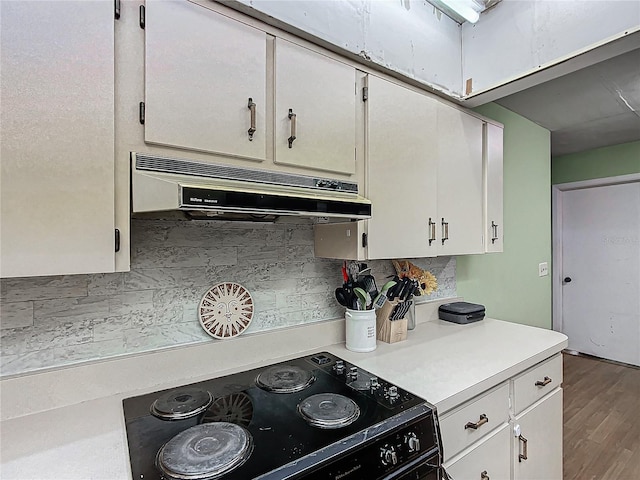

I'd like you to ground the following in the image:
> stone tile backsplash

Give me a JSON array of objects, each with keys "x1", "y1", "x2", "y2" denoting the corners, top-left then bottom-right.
[{"x1": 0, "y1": 218, "x2": 456, "y2": 376}]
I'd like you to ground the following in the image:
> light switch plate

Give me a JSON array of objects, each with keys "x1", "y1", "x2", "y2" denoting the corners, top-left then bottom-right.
[{"x1": 538, "y1": 262, "x2": 549, "y2": 277}]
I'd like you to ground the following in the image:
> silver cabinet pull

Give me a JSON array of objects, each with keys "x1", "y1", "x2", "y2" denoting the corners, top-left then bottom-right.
[
  {"x1": 288, "y1": 108, "x2": 297, "y2": 148},
  {"x1": 428, "y1": 218, "x2": 436, "y2": 245},
  {"x1": 247, "y1": 98, "x2": 257, "y2": 141},
  {"x1": 518, "y1": 434, "x2": 528, "y2": 462},
  {"x1": 441, "y1": 218, "x2": 449, "y2": 245},
  {"x1": 491, "y1": 221, "x2": 499, "y2": 244},
  {"x1": 465, "y1": 413, "x2": 488, "y2": 430},
  {"x1": 481, "y1": 471, "x2": 490, "y2": 480},
  {"x1": 535, "y1": 376, "x2": 552, "y2": 387}
]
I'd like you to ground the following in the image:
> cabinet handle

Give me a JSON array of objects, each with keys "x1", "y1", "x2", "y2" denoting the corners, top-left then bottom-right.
[
  {"x1": 464, "y1": 413, "x2": 488, "y2": 430},
  {"x1": 288, "y1": 108, "x2": 297, "y2": 148},
  {"x1": 491, "y1": 221, "x2": 499, "y2": 244},
  {"x1": 518, "y1": 434, "x2": 528, "y2": 462},
  {"x1": 428, "y1": 218, "x2": 436, "y2": 245},
  {"x1": 247, "y1": 98, "x2": 257, "y2": 141},
  {"x1": 535, "y1": 376, "x2": 552, "y2": 387},
  {"x1": 481, "y1": 471, "x2": 490, "y2": 480},
  {"x1": 441, "y1": 218, "x2": 449, "y2": 245}
]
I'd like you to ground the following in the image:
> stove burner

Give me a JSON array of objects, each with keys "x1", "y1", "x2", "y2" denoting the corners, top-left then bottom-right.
[
  {"x1": 255, "y1": 365, "x2": 315, "y2": 393},
  {"x1": 150, "y1": 388, "x2": 214, "y2": 421},
  {"x1": 298, "y1": 393, "x2": 360, "y2": 429},
  {"x1": 202, "y1": 393, "x2": 254, "y2": 428},
  {"x1": 156, "y1": 422, "x2": 253, "y2": 480}
]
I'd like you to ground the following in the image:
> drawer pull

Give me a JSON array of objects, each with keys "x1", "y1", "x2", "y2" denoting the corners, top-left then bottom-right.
[
  {"x1": 465, "y1": 413, "x2": 488, "y2": 430},
  {"x1": 481, "y1": 471, "x2": 490, "y2": 480},
  {"x1": 518, "y1": 434, "x2": 528, "y2": 462},
  {"x1": 535, "y1": 376, "x2": 552, "y2": 387}
]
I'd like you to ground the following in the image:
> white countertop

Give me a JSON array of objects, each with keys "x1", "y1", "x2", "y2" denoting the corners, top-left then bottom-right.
[{"x1": 0, "y1": 315, "x2": 567, "y2": 480}]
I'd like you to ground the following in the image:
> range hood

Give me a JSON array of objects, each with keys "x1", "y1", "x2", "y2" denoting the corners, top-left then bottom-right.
[{"x1": 131, "y1": 153, "x2": 371, "y2": 219}]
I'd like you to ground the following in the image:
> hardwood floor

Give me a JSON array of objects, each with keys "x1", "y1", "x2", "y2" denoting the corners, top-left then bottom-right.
[{"x1": 563, "y1": 352, "x2": 640, "y2": 480}]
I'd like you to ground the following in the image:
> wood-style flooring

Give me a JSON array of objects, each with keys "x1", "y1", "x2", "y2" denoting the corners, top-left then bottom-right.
[{"x1": 563, "y1": 352, "x2": 640, "y2": 480}]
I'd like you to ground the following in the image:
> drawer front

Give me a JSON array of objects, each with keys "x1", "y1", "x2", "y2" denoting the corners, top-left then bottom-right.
[
  {"x1": 512, "y1": 354, "x2": 563, "y2": 415},
  {"x1": 440, "y1": 383, "x2": 509, "y2": 461},
  {"x1": 444, "y1": 424, "x2": 511, "y2": 480}
]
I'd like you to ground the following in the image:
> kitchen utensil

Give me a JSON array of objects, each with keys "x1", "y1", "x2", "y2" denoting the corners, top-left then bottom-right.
[
  {"x1": 373, "y1": 281, "x2": 396, "y2": 309},
  {"x1": 358, "y1": 273, "x2": 378, "y2": 301},
  {"x1": 352, "y1": 287, "x2": 369, "y2": 310},
  {"x1": 335, "y1": 288, "x2": 350, "y2": 307}
]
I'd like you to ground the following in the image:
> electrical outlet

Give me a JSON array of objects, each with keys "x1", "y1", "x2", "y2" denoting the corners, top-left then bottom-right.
[{"x1": 538, "y1": 262, "x2": 549, "y2": 277}]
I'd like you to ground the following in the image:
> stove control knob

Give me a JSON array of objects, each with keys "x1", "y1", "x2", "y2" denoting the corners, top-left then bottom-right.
[
  {"x1": 404, "y1": 432, "x2": 421, "y2": 453},
  {"x1": 370, "y1": 377, "x2": 379, "y2": 389},
  {"x1": 334, "y1": 360, "x2": 344, "y2": 374},
  {"x1": 348, "y1": 366, "x2": 358, "y2": 379},
  {"x1": 388, "y1": 386, "x2": 398, "y2": 398},
  {"x1": 380, "y1": 446, "x2": 398, "y2": 466}
]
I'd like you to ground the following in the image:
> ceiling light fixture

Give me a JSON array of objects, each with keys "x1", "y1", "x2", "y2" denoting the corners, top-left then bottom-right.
[{"x1": 429, "y1": 0, "x2": 486, "y2": 24}]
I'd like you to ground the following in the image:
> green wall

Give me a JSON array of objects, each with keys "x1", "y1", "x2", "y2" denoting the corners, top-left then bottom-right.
[
  {"x1": 552, "y1": 140, "x2": 640, "y2": 184},
  {"x1": 457, "y1": 104, "x2": 552, "y2": 329}
]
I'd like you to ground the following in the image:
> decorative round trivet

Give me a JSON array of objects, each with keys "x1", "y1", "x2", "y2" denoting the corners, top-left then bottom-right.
[{"x1": 198, "y1": 282, "x2": 254, "y2": 339}]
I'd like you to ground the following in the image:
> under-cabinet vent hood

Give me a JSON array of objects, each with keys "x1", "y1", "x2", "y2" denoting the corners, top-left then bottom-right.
[{"x1": 131, "y1": 153, "x2": 371, "y2": 219}]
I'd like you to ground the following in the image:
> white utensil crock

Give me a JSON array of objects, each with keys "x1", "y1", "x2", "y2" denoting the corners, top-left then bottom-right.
[{"x1": 345, "y1": 308, "x2": 377, "y2": 352}]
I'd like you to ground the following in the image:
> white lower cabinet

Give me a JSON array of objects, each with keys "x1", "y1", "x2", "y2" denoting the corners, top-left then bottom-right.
[
  {"x1": 512, "y1": 389, "x2": 563, "y2": 480},
  {"x1": 445, "y1": 424, "x2": 511, "y2": 480},
  {"x1": 439, "y1": 355, "x2": 563, "y2": 480}
]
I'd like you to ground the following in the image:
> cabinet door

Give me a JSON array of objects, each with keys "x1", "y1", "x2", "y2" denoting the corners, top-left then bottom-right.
[
  {"x1": 274, "y1": 39, "x2": 356, "y2": 175},
  {"x1": 0, "y1": 0, "x2": 115, "y2": 277},
  {"x1": 144, "y1": 0, "x2": 267, "y2": 161},
  {"x1": 366, "y1": 76, "x2": 438, "y2": 259},
  {"x1": 513, "y1": 388, "x2": 563, "y2": 480},
  {"x1": 485, "y1": 123, "x2": 504, "y2": 253},
  {"x1": 445, "y1": 424, "x2": 511, "y2": 480},
  {"x1": 437, "y1": 104, "x2": 484, "y2": 255}
]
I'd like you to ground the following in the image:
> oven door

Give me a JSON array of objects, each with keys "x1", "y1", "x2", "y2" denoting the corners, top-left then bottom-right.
[{"x1": 383, "y1": 451, "x2": 449, "y2": 480}]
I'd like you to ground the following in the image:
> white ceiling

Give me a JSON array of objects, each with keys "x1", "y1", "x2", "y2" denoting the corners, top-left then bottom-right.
[{"x1": 494, "y1": 48, "x2": 640, "y2": 157}]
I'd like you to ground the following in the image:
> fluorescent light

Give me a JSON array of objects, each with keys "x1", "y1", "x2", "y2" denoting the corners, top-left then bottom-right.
[{"x1": 430, "y1": 0, "x2": 484, "y2": 24}]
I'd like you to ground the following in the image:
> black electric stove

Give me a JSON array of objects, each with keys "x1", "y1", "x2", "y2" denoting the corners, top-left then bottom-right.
[{"x1": 123, "y1": 352, "x2": 445, "y2": 479}]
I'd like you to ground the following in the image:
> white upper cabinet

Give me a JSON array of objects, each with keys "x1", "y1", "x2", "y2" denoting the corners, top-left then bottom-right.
[
  {"x1": 436, "y1": 103, "x2": 484, "y2": 256},
  {"x1": 314, "y1": 77, "x2": 488, "y2": 260},
  {"x1": 274, "y1": 39, "x2": 357, "y2": 175},
  {"x1": 143, "y1": 1, "x2": 358, "y2": 176},
  {"x1": 366, "y1": 75, "x2": 438, "y2": 259},
  {"x1": 0, "y1": 0, "x2": 116, "y2": 278},
  {"x1": 485, "y1": 122, "x2": 504, "y2": 253},
  {"x1": 144, "y1": 0, "x2": 268, "y2": 161}
]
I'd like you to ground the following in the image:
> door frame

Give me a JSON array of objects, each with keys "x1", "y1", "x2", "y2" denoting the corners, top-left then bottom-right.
[{"x1": 551, "y1": 173, "x2": 640, "y2": 333}]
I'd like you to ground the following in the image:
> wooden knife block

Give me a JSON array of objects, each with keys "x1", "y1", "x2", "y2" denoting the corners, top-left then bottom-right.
[{"x1": 376, "y1": 299, "x2": 408, "y2": 344}]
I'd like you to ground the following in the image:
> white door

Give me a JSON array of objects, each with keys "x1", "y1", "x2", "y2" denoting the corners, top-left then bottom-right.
[
  {"x1": 366, "y1": 75, "x2": 438, "y2": 259},
  {"x1": 0, "y1": 0, "x2": 115, "y2": 277},
  {"x1": 513, "y1": 389, "x2": 563, "y2": 480},
  {"x1": 437, "y1": 103, "x2": 484, "y2": 255},
  {"x1": 144, "y1": 0, "x2": 267, "y2": 161},
  {"x1": 485, "y1": 123, "x2": 504, "y2": 253},
  {"x1": 274, "y1": 39, "x2": 356, "y2": 175},
  {"x1": 561, "y1": 182, "x2": 640, "y2": 366}
]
